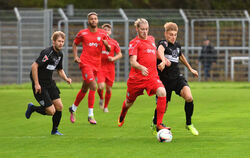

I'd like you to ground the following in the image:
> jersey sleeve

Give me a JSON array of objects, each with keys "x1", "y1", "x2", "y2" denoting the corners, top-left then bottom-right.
[
  {"x1": 114, "y1": 40, "x2": 121, "y2": 54},
  {"x1": 35, "y1": 49, "x2": 49, "y2": 67},
  {"x1": 56, "y1": 53, "x2": 63, "y2": 70},
  {"x1": 129, "y1": 40, "x2": 139, "y2": 56},
  {"x1": 74, "y1": 31, "x2": 83, "y2": 45},
  {"x1": 157, "y1": 40, "x2": 167, "y2": 49}
]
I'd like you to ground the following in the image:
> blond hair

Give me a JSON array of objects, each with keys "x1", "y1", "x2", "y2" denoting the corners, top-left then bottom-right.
[
  {"x1": 51, "y1": 31, "x2": 65, "y2": 41},
  {"x1": 134, "y1": 18, "x2": 148, "y2": 28},
  {"x1": 102, "y1": 23, "x2": 112, "y2": 29},
  {"x1": 164, "y1": 22, "x2": 178, "y2": 32}
]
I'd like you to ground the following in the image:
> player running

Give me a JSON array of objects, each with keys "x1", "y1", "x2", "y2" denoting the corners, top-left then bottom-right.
[
  {"x1": 117, "y1": 18, "x2": 170, "y2": 132},
  {"x1": 68, "y1": 12, "x2": 110, "y2": 124},
  {"x1": 97, "y1": 23, "x2": 122, "y2": 112},
  {"x1": 151, "y1": 22, "x2": 199, "y2": 136},
  {"x1": 25, "y1": 31, "x2": 72, "y2": 135}
]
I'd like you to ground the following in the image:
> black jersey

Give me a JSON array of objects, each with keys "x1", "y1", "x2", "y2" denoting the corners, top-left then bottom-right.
[
  {"x1": 157, "y1": 40, "x2": 182, "y2": 81},
  {"x1": 30, "y1": 46, "x2": 63, "y2": 85}
]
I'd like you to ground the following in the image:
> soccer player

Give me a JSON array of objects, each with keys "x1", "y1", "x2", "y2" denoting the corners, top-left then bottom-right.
[
  {"x1": 152, "y1": 22, "x2": 199, "y2": 136},
  {"x1": 25, "y1": 31, "x2": 72, "y2": 135},
  {"x1": 68, "y1": 12, "x2": 110, "y2": 124},
  {"x1": 117, "y1": 18, "x2": 170, "y2": 132},
  {"x1": 97, "y1": 23, "x2": 122, "y2": 112}
]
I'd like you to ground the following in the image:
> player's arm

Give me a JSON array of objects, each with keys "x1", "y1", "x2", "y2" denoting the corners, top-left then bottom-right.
[
  {"x1": 31, "y1": 62, "x2": 41, "y2": 94},
  {"x1": 129, "y1": 55, "x2": 148, "y2": 76},
  {"x1": 72, "y1": 42, "x2": 81, "y2": 63},
  {"x1": 157, "y1": 45, "x2": 171, "y2": 71},
  {"x1": 102, "y1": 40, "x2": 111, "y2": 52},
  {"x1": 57, "y1": 69, "x2": 72, "y2": 84},
  {"x1": 179, "y1": 54, "x2": 198, "y2": 78},
  {"x1": 108, "y1": 51, "x2": 122, "y2": 62}
]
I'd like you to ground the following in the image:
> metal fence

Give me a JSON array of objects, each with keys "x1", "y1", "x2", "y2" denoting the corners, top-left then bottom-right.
[{"x1": 0, "y1": 8, "x2": 250, "y2": 84}]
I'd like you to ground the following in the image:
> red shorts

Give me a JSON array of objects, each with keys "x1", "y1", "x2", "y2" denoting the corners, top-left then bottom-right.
[
  {"x1": 96, "y1": 70, "x2": 115, "y2": 87},
  {"x1": 126, "y1": 77, "x2": 164, "y2": 103},
  {"x1": 79, "y1": 63, "x2": 98, "y2": 84}
]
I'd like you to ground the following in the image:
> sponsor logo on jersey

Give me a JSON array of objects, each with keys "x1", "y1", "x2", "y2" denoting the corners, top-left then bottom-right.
[
  {"x1": 89, "y1": 42, "x2": 98, "y2": 47},
  {"x1": 146, "y1": 49, "x2": 156, "y2": 54},
  {"x1": 42, "y1": 55, "x2": 48, "y2": 62},
  {"x1": 46, "y1": 64, "x2": 56, "y2": 70},
  {"x1": 102, "y1": 50, "x2": 110, "y2": 55},
  {"x1": 97, "y1": 37, "x2": 101, "y2": 41}
]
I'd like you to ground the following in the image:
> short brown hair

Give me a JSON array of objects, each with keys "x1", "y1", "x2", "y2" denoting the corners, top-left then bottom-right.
[
  {"x1": 87, "y1": 12, "x2": 98, "y2": 19},
  {"x1": 51, "y1": 31, "x2": 65, "y2": 41},
  {"x1": 102, "y1": 23, "x2": 112, "y2": 29},
  {"x1": 164, "y1": 22, "x2": 178, "y2": 32}
]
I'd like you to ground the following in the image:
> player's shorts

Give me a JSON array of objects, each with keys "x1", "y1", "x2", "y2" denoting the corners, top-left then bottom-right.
[
  {"x1": 96, "y1": 70, "x2": 115, "y2": 87},
  {"x1": 79, "y1": 63, "x2": 98, "y2": 84},
  {"x1": 32, "y1": 80, "x2": 60, "y2": 107},
  {"x1": 162, "y1": 75, "x2": 189, "y2": 102},
  {"x1": 126, "y1": 77, "x2": 164, "y2": 103}
]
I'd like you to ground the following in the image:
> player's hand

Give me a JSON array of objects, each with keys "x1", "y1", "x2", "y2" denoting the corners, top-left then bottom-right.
[
  {"x1": 108, "y1": 56, "x2": 115, "y2": 62},
  {"x1": 74, "y1": 56, "x2": 81, "y2": 63},
  {"x1": 165, "y1": 58, "x2": 171, "y2": 67},
  {"x1": 66, "y1": 78, "x2": 72, "y2": 84},
  {"x1": 157, "y1": 61, "x2": 165, "y2": 72},
  {"x1": 141, "y1": 66, "x2": 148, "y2": 76},
  {"x1": 35, "y1": 84, "x2": 41, "y2": 94},
  {"x1": 191, "y1": 69, "x2": 198, "y2": 78}
]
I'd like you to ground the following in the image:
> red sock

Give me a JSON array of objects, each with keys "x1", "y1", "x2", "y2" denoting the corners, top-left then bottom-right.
[
  {"x1": 88, "y1": 90, "x2": 96, "y2": 108},
  {"x1": 74, "y1": 89, "x2": 86, "y2": 106},
  {"x1": 156, "y1": 96, "x2": 166, "y2": 126},
  {"x1": 104, "y1": 91, "x2": 111, "y2": 108},
  {"x1": 97, "y1": 88, "x2": 104, "y2": 100},
  {"x1": 120, "y1": 100, "x2": 128, "y2": 120}
]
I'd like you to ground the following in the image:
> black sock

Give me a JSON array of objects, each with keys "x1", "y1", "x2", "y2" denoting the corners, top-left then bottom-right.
[
  {"x1": 52, "y1": 111, "x2": 62, "y2": 132},
  {"x1": 153, "y1": 109, "x2": 157, "y2": 125},
  {"x1": 185, "y1": 101, "x2": 194, "y2": 125},
  {"x1": 32, "y1": 105, "x2": 46, "y2": 115}
]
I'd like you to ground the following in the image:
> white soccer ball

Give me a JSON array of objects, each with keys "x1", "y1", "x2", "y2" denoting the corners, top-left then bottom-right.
[{"x1": 157, "y1": 129, "x2": 172, "y2": 142}]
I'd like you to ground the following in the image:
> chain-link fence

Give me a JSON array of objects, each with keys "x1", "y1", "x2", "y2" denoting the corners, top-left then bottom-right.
[{"x1": 0, "y1": 8, "x2": 250, "y2": 84}]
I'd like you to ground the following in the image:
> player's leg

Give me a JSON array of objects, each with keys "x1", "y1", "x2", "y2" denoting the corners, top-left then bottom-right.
[
  {"x1": 97, "y1": 82, "x2": 105, "y2": 109},
  {"x1": 51, "y1": 98, "x2": 63, "y2": 135},
  {"x1": 87, "y1": 80, "x2": 97, "y2": 124},
  {"x1": 103, "y1": 81, "x2": 113, "y2": 112},
  {"x1": 26, "y1": 86, "x2": 51, "y2": 119},
  {"x1": 180, "y1": 85, "x2": 199, "y2": 136},
  {"x1": 118, "y1": 99, "x2": 134, "y2": 127},
  {"x1": 69, "y1": 80, "x2": 89, "y2": 123}
]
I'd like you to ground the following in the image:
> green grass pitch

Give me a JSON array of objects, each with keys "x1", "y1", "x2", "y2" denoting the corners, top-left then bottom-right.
[{"x1": 0, "y1": 82, "x2": 250, "y2": 158}]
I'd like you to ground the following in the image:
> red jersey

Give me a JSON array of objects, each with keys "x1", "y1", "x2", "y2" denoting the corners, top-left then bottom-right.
[
  {"x1": 128, "y1": 36, "x2": 158, "y2": 81},
  {"x1": 74, "y1": 28, "x2": 108, "y2": 69},
  {"x1": 100, "y1": 37, "x2": 120, "y2": 72}
]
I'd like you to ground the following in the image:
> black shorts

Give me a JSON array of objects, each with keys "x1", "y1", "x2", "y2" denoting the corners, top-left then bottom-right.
[
  {"x1": 32, "y1": 81, "x2": 60, "y2": 107},
  {"x1": 163, "y1": 75, "x2": 189, "y2": 102}
]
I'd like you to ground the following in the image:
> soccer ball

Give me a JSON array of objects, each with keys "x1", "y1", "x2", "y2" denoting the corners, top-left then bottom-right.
[{"x1": 157, "y1": 129, "x2": 172, "y2": 142}]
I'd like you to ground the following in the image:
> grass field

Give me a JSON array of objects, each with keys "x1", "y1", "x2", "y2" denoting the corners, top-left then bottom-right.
[{"x1": 0, "y1": 82, "x2": 250, "y2": 158}]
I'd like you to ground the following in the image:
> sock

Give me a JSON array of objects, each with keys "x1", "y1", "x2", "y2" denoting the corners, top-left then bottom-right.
[
  {"x1": 104, "y1": 91, "x2": 111, "y2": 108},
  {"x1": 71, "y1": 104, "x2": 77, "y2": 112},
  {"x1": 156, "y1": 96, "x2": 166, "y2": 126},
  {"x1": 185, "y1": 101, "x2": 194, "y2": 125},
  {"x1": 74, "y1": 89, "x2": 86, "y2": 106},
  {"x1": 88, "y1": 108, "x2": 94, "y2": 117},
  {"x1": 32, "y1": 105, "x2": 46, "y2": 115},
  {"x1": 97, "y1": 88, "x2": 104, "y2": 100},
  {"x1": 88, "y1": 90, "x2": 95, "y2": 108},
  {"x1": 52, "y1": 111, "x2": 62, "y2": 132},
  {"x1": 119, "y1": 100, "x2": 129, "y2": 122}
]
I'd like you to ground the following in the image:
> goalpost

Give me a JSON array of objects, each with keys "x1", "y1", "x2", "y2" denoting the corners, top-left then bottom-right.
[{"x1": 231, "y1": 56, "x2": 250, "y2": 81}]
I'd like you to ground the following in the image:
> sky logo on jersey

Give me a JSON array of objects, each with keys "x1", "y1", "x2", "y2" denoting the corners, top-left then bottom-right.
[
  {"x1": 42, "y1": 55, "x2": 48, "y2": 62},
  {"x1": 89, "y1": 42, "x2": 98, "y2": 47},
  {"x1": 146, "y1": 49, "x2": 155, "y2": 54},
  {"x1": 97, "y1": 37, "x2": 101, "y2": 41}
]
